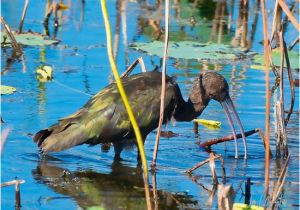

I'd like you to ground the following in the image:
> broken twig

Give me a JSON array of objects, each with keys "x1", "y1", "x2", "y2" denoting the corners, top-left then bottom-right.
[
  {"x1": 186, "y1": 154, "x2": 222, "y2": 174},
  {"x1": 120, "y1": 57, "x2": 146, "y2": 79},
  {"x1": 1, "y1": 180, "x2": 25, "y2": 208},
  {"x1": 198, "y1": 129, "x2": 259, "y2": 148},
  {"x1": 0, "y1": 17, "x2": 23, "y2": 56}
]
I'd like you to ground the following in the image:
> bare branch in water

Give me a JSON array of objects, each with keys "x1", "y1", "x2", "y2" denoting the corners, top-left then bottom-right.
[
  {"x1": 198, "y1": 129, "x2": 259, "y2": 148},
  {"x1": 186, "y1": 154, "x2": 222, "y2": 174}
]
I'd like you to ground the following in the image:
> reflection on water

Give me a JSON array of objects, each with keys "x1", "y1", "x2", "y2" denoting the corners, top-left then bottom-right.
[
  {"x1": 33, "y1": 159, "x2": 199, "y2": 210},
  {"x1": 1, "y1": 0, "x2": 299, "y2": 209}
]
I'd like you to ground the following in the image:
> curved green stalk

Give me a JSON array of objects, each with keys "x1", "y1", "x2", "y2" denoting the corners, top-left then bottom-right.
[{"x1": 100, "y1": 1, "x2": 152, "y2": 209}]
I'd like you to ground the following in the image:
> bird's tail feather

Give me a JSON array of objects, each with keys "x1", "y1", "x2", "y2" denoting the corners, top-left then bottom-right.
[{"x1": 33, "y1": 123, "x2": 87, "y2": 153}]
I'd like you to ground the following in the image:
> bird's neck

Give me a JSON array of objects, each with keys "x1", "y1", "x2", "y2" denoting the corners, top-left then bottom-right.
[{"x1": 174, "y1": 98, "x2": 208, "y2": 122}]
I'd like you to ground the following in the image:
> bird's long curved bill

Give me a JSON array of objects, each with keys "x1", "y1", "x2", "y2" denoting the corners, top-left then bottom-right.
[{"x1": 221, "y1": 96, "x2": 247, "y2": 159}]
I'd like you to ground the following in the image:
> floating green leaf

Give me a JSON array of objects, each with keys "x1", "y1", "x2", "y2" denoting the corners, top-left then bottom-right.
[
  {"x1": 131, "y1": 41, "x2": 254, "y2": 63},
  {"x1": 233, "y1": 203, "x2": 264, "y2": 210},
  {"x1": 86, "y1": 206, "x2": 106, "y2": 210},
  {"x1": 1, "y1": 85, "x2": 17, "y2": 95},
  {"x1": 252, "y1": 49, "x2": 299, "y2": 70},
  {"x1": 1, "y1": 32, "x2": 59, "y2": 47}
]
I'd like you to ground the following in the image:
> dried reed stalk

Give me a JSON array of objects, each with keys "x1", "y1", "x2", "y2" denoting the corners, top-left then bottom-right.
[
  {"x1": 120, "y1": 57, "x2": 146, "y2": 79},
  {"x1": 260, "y1": 0, "x2": 271, "y2": 200},
  {"x1": 218, "y1": 184, "x2": 234, "y2": 210},
  {"x1": 209, "y1": 153, "x2": 219, "y2": 185},
  {"x1": 269, "y1": 154, "x2": 290, "y2": 209},
  {"x1": 277, "y1": 0, "x2": 299, "y2": 32},
  {"x1": 152, "y1": 0, "x2": 169, "y2": 168},
  {"x1": 278, "y1": 31, "x2": 288, "y2": 157},
  {"x1": 281, "y1": 34, "x2": 295, "y2": 126},
  {"x1": 18, "y1": 0, "x2": 29, "y2": 33},
  {"x1": 186, "y1": 154, "x2": 222, "y2": 174},
  {"x1": 0, "y1": 17, "x2": 23, "y2": 56},
  {"x1": 113, "y1": 0, "x2": 121, "y2": 59},
  {"x1": 288, "y1": 37, "x2": 299, "y2": 50}
]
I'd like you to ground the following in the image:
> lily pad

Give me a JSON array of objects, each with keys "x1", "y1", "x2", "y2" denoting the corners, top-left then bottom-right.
[
  {"x1": 131, "y1": 41, "x2": 254, "y2": 63},
  {"x1": 1, "y1": 32, "x2": 59, "y2": 47},
  {"x1": 1, "y1": 85, "x2": 17, "y2": 95},
  {"x1": 252, "y1": 49, "x2": 299, "y2": 70}
]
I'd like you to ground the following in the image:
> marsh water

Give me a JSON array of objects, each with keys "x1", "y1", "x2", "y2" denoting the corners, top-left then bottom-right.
[{"x1": 1, "y1": 0, "x2": 299, "y2": 209}]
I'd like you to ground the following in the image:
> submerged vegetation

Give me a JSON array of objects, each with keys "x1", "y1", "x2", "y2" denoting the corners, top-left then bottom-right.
[{"x1": 1, "y1": 0, "x2": 299, "y2": 209}]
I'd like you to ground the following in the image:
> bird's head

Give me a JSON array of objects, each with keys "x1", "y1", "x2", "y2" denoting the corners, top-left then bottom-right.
[
  {"x1": 189, "y1": 71, "x2": 247, "y2": 158},
  {"x1": 189, "y1": 71, "x2": 229, "y2": 105},
  {"x1": 201, "y1": 72, "x2": 229, "y2": 102}
]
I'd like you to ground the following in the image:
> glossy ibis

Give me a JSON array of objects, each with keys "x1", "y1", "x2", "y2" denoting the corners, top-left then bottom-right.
[{"x1": 34, "y1": 71, "x2": 247, "y2": 159}]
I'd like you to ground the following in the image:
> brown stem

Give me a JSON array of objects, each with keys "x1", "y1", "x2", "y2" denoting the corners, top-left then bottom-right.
[
  {"x1": 288, "y1": 37, "x2": 299, "y2": 50},
  {"x1": 209, "y1": 153, "x2": 219, "y2": 185},
  {"x1": 282, "y1": 34, "x2": 295, "y2": 127},
  {"x1": 15, "y1": 182, "x2": 21, "y2": 208},
  {"x1": 278, "y1": 31, "x2": 289, "y2": 158},
  {"x1": 152, "y1": 0, "x2": 169, "y2": 168},
  {"x1": 270, "y1": 0, "x2": 282, "y2": 48},
  {"x1": 282, "y1": 0, "x2": 297, "y2": 32},
  {"x1": 245, "y1": 177, "x2": 251, "y2": 205},
  {"x1": 260, "y1": 0, "x2": 271, "y2": 201},
  {"x1": 18, "y1": 0, "x2": 29, "y2": 34},
  {"x1": 186, "y1": 154, "x2": 221, "y2": 174},
  {"x1": 113, "y1": 0, "x2": 121, "y2": 59},
  {"x1": 0, "y1": 17, "x2": 23, "y2": 56},
  {"x1": 44, "y1": 4, "x2": 53, "y2": 26},
  {"x1": 120, "y1": 57, "x2": 147, "y2": 79},
  {"x1": 1, "y1": 179, "x2": 25, "y2": 208},
  {"x1": 198, "y1": 129, "x2": 259, "y2": 148},
  {"x1": 277, "y1": 0, "x2": 300, "y2": 32},
  {"x1": 151, "y1": 171, "x2": 159, "y2": 210},
  {"x1": 269, "y1": 154, "x2": 290, "y2": 209}
]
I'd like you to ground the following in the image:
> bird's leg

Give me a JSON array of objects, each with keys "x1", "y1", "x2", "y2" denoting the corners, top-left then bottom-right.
[{"x1": 113, "y1": 142, "x2": 123, "y2": 161}]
